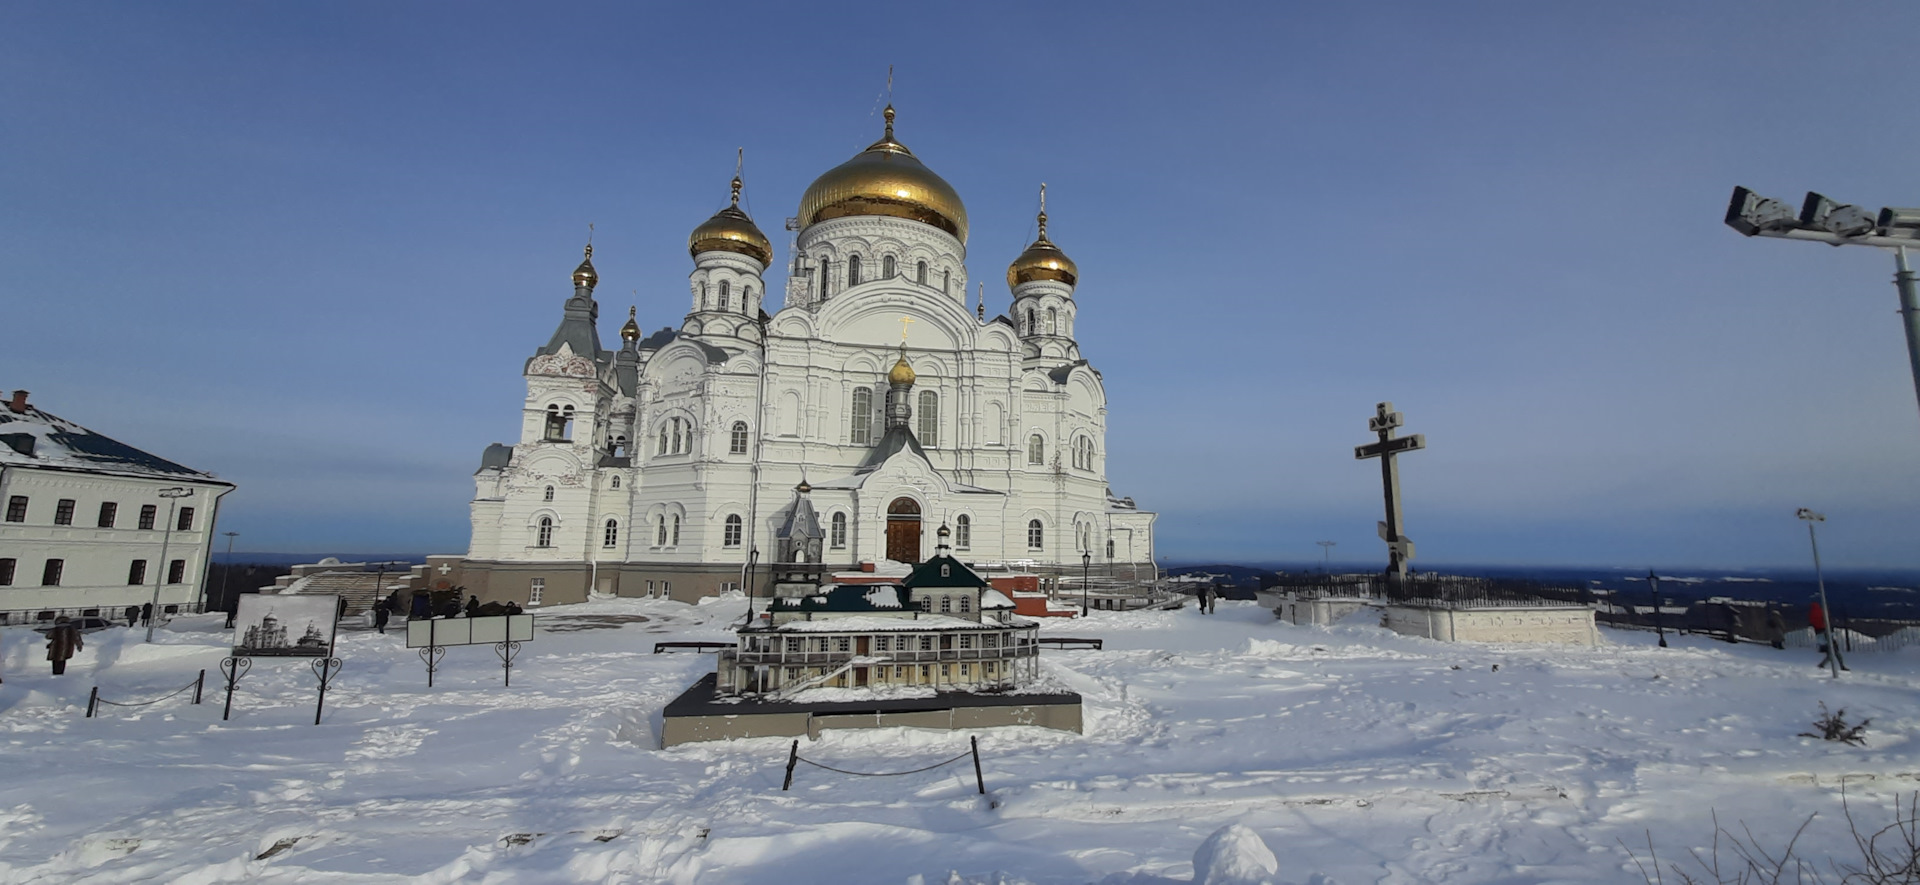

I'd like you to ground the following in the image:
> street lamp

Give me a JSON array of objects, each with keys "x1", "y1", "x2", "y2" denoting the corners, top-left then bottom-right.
[
  {"x1": 1725, "y1": 187, "x2": 1920, "y2": 425},
  {"x1": 146, "y1": 487, "x2": 192, "y2": 643},
  {"x1": 1081, "y1": 550, "x2": 1091, "y2": 617},
  {"x1": 1316, "y1": 540, "x2": 1336, "y2": 572},
  {"x1": 1797, "y1": 507, "x2": 1839, "y2": 680},
  {"x1": 219, "y1": 531, "x2": 239, "y2": 613}
]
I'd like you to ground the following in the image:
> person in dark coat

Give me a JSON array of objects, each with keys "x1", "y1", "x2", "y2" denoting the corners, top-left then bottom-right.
[
  {"x1": 140, "y1": 602, "x2": 154, "y2": 626},
  {"x1": 336, "y1": 595, "x2": 348, "y2": 621},
  {"x1": 410, "y1": 592, "x2": 431, "y2": 620},
  {"x1": 505, "y1": 601, "x2": 523, "y2": 615},
  {"x1": 373, "y1": 599, "x2": 391, "y2": 634},
  {"x1": 1767, "y1": 608, "x2": 1787, "y2": 650},
  {"x1": 124, "y1": 605, "x2": 140, "y2": 628},
  {"x1": 46, "y1": 617, "x2": 83, "y2": 675},
  {"x1": 464, "y1": 595, "x2": 480, "y2": 618}
]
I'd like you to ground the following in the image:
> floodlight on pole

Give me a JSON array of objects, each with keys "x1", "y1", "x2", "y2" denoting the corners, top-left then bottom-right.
[
  {"x1": 146, "y1": 487, "x2": 192, "y2": 643},
  {"x1": 1725, "y1": 186, "x2": 1920, "y2": 427},
  {"x1": 1316, "y1": 541, "x2": 1336, "y2": 572},
  {"x1": 1796, "y1": 507, "x2": 1840, "y2": 680}
]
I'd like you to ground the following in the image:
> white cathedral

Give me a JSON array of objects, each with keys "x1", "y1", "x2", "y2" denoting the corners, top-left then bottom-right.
[{"x1": 452, "y1": 105, "x2": 1156, "y2": 607}]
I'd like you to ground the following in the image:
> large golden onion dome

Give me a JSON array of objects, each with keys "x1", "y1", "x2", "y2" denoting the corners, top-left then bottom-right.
[
  {"x1": 888, "y1": 343, "x2": 916, "y2": 386},
  {"x1": 688, "y1": 175, "x2": 773, "y2": 265},
  {"x1": 797, "y1": 105, "x2": 969, "y2": 243},
  {"x1": 572, "y1": 244, "x2": 598, "y2": 289},
  {"x1": 1007, "y1": 195, "x2": 1077, "y2": 290}
]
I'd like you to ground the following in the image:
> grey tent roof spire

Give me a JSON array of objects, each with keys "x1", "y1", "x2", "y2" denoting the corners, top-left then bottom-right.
[{"x1": 537, "y1": 245, "x2": 608, "y2": 361}]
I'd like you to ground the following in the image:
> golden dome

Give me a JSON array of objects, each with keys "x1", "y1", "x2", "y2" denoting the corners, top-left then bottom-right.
[
  {"x1": 1007, "y1": 205, "x2": 1077, "y2": 290},
  {"x1": 620, "y1": 305, "x2": 640, "y2": 342},
  {"x1": 797, "y1": 105, "x2": 969, "y2": 243},
  {"x1": 888, "y1": 344, "x2": 916, "y2": 386},
  {"x1": 572, "y1": 244, "x2": 598, "y2": 289},
  {"x1": 688, "y1": 175, "x2": 773, "y2": 265}
]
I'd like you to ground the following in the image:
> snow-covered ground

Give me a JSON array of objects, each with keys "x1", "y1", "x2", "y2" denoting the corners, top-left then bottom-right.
[{"x1": 2, "y1": 596, "x2": 1918, "y2": 884}]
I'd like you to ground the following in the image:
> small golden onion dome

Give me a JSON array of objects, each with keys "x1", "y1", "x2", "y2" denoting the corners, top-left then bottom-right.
[
  {"x1": 1007, "y1": 210, "x2": 1077, "y2": 290},
  {"x1": 620, "y1": 305, "x2": 640, "y2": 342},
  {"x1": 796, "y1": 479, "x2": 812, "y2": 494},
  {"x1": 688, "y1": 176, "x2": 773, "y2": 265},
  {"x1": 572, "y1": 244, "x2": 598, "y2": 289},
  {"x1": 888, "y1": 345, "x2": 917, "y2": 386},
  {"x1": 796, "y1": 105, "x2": 969, "y2": 243}
]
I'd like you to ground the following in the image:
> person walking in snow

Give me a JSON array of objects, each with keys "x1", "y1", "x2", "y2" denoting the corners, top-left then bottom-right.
[
  {"x1": 1767, "y1": 608, "x2": 1786, "y2": 650},
  {"x1": 464, "y1": 595, "x2": 480, "y2": 618},
  {"x1": 373, "y1": 598, "x2": 391, "y2": 634},
  {"x1": 140, "y1": 602, "x2": 154, "y2": 626},
  {"x1": 1196, "y1": 586, "x2": 1212, "y2": 615},
  {"x1": 1810, "y1": 600, "x2": 1849, "y2": 672},
  {"x1": 46, "y1": 617, "x2": 83, "y2": 676},
  {"x1": 124, "y1": 604, "x2": 140, "y2": 628}
]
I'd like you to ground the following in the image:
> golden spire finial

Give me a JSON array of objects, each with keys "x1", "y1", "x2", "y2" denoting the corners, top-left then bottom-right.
[
  {"x1": 1037, "y1": 183, "x2": 1049, "y2": 240},
  {"x1": 883, "y1": 104, "x2": 895, "y2": 141},
  {"x1": 731, "y1": 148, "x2": 744, "y2": 206}
]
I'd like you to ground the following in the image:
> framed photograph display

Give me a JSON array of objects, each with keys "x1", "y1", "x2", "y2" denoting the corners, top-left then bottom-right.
[{"x1": 234, "y1": 595, "x2": 339, "y2": 657}]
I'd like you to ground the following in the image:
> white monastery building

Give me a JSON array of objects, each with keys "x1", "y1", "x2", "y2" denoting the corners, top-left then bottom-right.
[
  {"x1": 0, "y1": 389, "x2": 234, "y2": 621},
  {"x1": 450, "y1": 105, "x2": 1155, "y2": 606}
]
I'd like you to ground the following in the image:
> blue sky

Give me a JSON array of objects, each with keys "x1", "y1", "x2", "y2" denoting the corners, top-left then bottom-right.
[{"x1": 4, "y1": 3, "x2": 1918, "y2": 569}]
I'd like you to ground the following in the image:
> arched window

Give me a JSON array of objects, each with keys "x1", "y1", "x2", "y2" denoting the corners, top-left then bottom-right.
[
  {"x1": 883, "y1": 255, "x2": 896, "y2": 279},
  {"x1": 603, "y1": 519, "x2": 619, "y2": 548},
  {"x1": 916, "y1": 261, "x2": 928, "y2": 285},
  {"x1": 611, "y1": 476, "x2": 620, "y2": 489},
  {"x1": 655, "y1": 515, "x2": 667, "y2": 546},
  {"x1": 958, "y1": 595, "x2": 970, "y2": 613},
  {"x1": 940, "y1": 596, "x2": 953, "y2": 613},
  {"x1": 543, "y1": 485, "x2": 555, "y2": 502},
  {"x1": 954, "y1": 514, "x2": 971, "y2": 550},
  {"x1": 1028, "y1": 434, "x2": 1045, "y2": 465},
  {"x1": 917, "y1": 390, "x2": 938, "y2": 446},
  {"x1": 719, "y1": 280, "x2": 730, "y2": 313},
  {"x1": 730, "y1": 421, "x2": 749, "y2": 454},
  {"x1": 612, "y1": 434, "x2": 627, "y2": 457},
  {"x1": 657, "y1": 421, "x2": 669, "y2": 455},
  {"x1": 700, "y1": 281, "x2": 709, "y2": 310},
  {"x1": 742, "y1": 286, "x2": 752, "y2": 312},
  {"x1": 831, "y1": 512, "x2": 847, "y2": 548},
  {"x1": 724, "y1": 514, "x2": 742, "y2": 548},
  {"x1": 669, "y1": 514, "x2": 681, "y2": 546},
  {"x1": 942, "y1": 269, "x2": 950, "y2": 294},
  {"x1": 1073, "y1": 436, "x2": 1095, "y2": 470},
  {"x1": 850, "y1": 387, "x2": 873, "y2": 446},
  {"x1": 848, "y1": 253, "x2": 862, "y2": 286},
  {"x1": 537, "y1": 517, "x2": 554, "y2": 547},
  {"x1": 544, "y1": 404, "x2": 568, "y2": 441},
  {"x1": 818, "y1": 257, "x2": 830, "y2": 299},
  {"x1": 1027, "y1": 519, "x2": 1044, "y2": 551},
  {"x1": 1026, "y1": 308, "x2": 1036, "y2": 335},
  {"x1": 1047, "y1": 307, "x2": 1058, "y2": 335}
]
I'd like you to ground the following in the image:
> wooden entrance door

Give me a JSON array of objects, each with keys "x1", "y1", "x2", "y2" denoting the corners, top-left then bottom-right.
[{"x1": 886, "y1": 497, "x2": 922, "y2": 563}]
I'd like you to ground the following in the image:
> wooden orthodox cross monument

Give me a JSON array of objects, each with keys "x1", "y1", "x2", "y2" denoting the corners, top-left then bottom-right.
[{"x1": 1354, "y1": 402, "x2": 1425, "y2": 593}]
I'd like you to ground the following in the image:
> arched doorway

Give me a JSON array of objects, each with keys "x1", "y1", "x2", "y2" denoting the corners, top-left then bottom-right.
[{"x1": 886, "y1": 497, "x2": 922, "y2": 563}]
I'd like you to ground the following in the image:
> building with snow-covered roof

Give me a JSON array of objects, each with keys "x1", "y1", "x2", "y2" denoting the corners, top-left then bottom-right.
[
  {"x1": 0, "y1": 389, "x2": 234, "y2": 622},
  {"x1": 444, "y1": 103, "x2": 1156, "y2": 609}
]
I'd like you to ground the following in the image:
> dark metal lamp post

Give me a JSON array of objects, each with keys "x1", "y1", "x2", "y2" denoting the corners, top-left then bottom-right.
[{"x1": 1081, "y1": 551, "x2": 1091, "y2": 617}]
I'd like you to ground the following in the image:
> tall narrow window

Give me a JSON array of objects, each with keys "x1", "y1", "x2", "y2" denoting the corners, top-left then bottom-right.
[
  {"x1": 543, "y1": 485, "x2": 555, "y2": 502},
  {"x1": 942, "y1": 269, "x2": 950, "y2": 294},
  {"x1": 848, "y1": 254, "x2": 862, "y2": 286},
  {"x1": 545, "y1": 404, "x2": 568, "y2": 441},
  {"x1": 1107, "y1": 538, "x2": 1116, "y2": 559},
  {"x1": 730, "y1": 421, "x2": 749, "y2": 454},
  {"x1": 1026, "y1": 308, "x2": 1036, "y2": 335},
  {"x1": 54, "y1": 499, "x2": 74, "y2": 526},
  {"x1": 724, "y1": 514, "x2": 742, "y2": 548},
  {"x1": 537, "y1": 517, "x2": 554, "y2": 547},
  {"x1": 167, "y1": 559, "x2": 186, "y2": 583},
  {"x1": 700, "y1": 281, "x2": 709, "y2": 310},
  {"x1": 955, "y1": 514, "x2": 971, "y2": 550},
  {"x1": 669, "y1": 514, "x2": 681, "y2": 546},
  {"x1": 916, "y1": 260, "x2": 928, "y2": 285},
  {"x1": 917, "y1": 390, "x2": 938, "y2": 446},
  {"x1": 603, "y1": 519, "x2": 619, "y2": 548},
  {"x1": 831, "y1": 512, "x2": 847, "y2": 548},
  {"x1": 883, "y1": 255, "x2": 896, "y2": 279},
  {"x1": 529, "y1": 578, "x2": 545, "y2": 606},
  {"x1": 98, "y1": 502, "x2": 117, "y2": 528},
  {"x1": 0, "y1": 558, "x2": 13, "y2": 586},
  {"x1": 818, "y1": 258, "x2": 830, "y2": 299},
  {"x1": 657, "y1": 422, "x2": 669, "y2": 455},
  {"x1": 138, "y1": 504, "x2": 156, "y2": 529},
  {"x1": 177, "y1": 506, "x2": 195, "y2": 531},
  {"x1": 42, "y1": 559, "x2": 63, "y2": 586},
  {"x1": 719, "y1": 280, "x2": 731, "y2": 312},
  {"x1": 850, "y1": 387, "x2": 873, "y2": 445},
  {"x1": 1028, "y1": 434, "x2": 1045, "y2": 465},
  {"x1": 128, "y1": 559, "x2": 147, "y2": 585},
  {"x1": 1027, "y1": 520, "x2": 1044, "y2": 551},
  {"x1": 5, "y1": 495, "x2": 25, "y2": 522},
  {"x1": 656, "y1": 516, "x2": 667, "y2": 546},
  {"x1": 742, "y1": 287, "x2": 752, "y2": 312},
  {"x1": 1048, "y1": 307, "x2": 1058, "y2": 335},
  {"x1": 610, "y1": 476, "x2": 620, "y2": 489}
]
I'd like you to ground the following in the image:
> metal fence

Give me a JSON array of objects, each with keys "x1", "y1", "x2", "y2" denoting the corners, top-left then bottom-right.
[
  {"x1": 1267, "y1": 574, "x2": 1594, "y2": 608},
  {"x1": 0, "y1": 601, "x2": 206, "y2": 628}
]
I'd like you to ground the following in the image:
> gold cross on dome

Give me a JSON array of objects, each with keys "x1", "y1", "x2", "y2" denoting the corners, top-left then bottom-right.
[{"x1": 899, "y1": 316, "x2": 915, "y2": 342}]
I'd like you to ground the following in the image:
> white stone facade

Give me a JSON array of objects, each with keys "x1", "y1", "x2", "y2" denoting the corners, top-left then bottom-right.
[
  {"x1": 460, "y1": 118, "x2": 1155, "y2": 606},
  {"x1": 0, "y1": 391, "x2": 233, "y2": 618}
]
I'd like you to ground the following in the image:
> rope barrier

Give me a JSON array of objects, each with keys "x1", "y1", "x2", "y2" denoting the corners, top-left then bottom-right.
[
  {"x1": 796, "y1": 750, "x2": 972, "y2": 778},
  {"x1": 87, "y1": 670, "x2": 205, "y2": 717}
]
